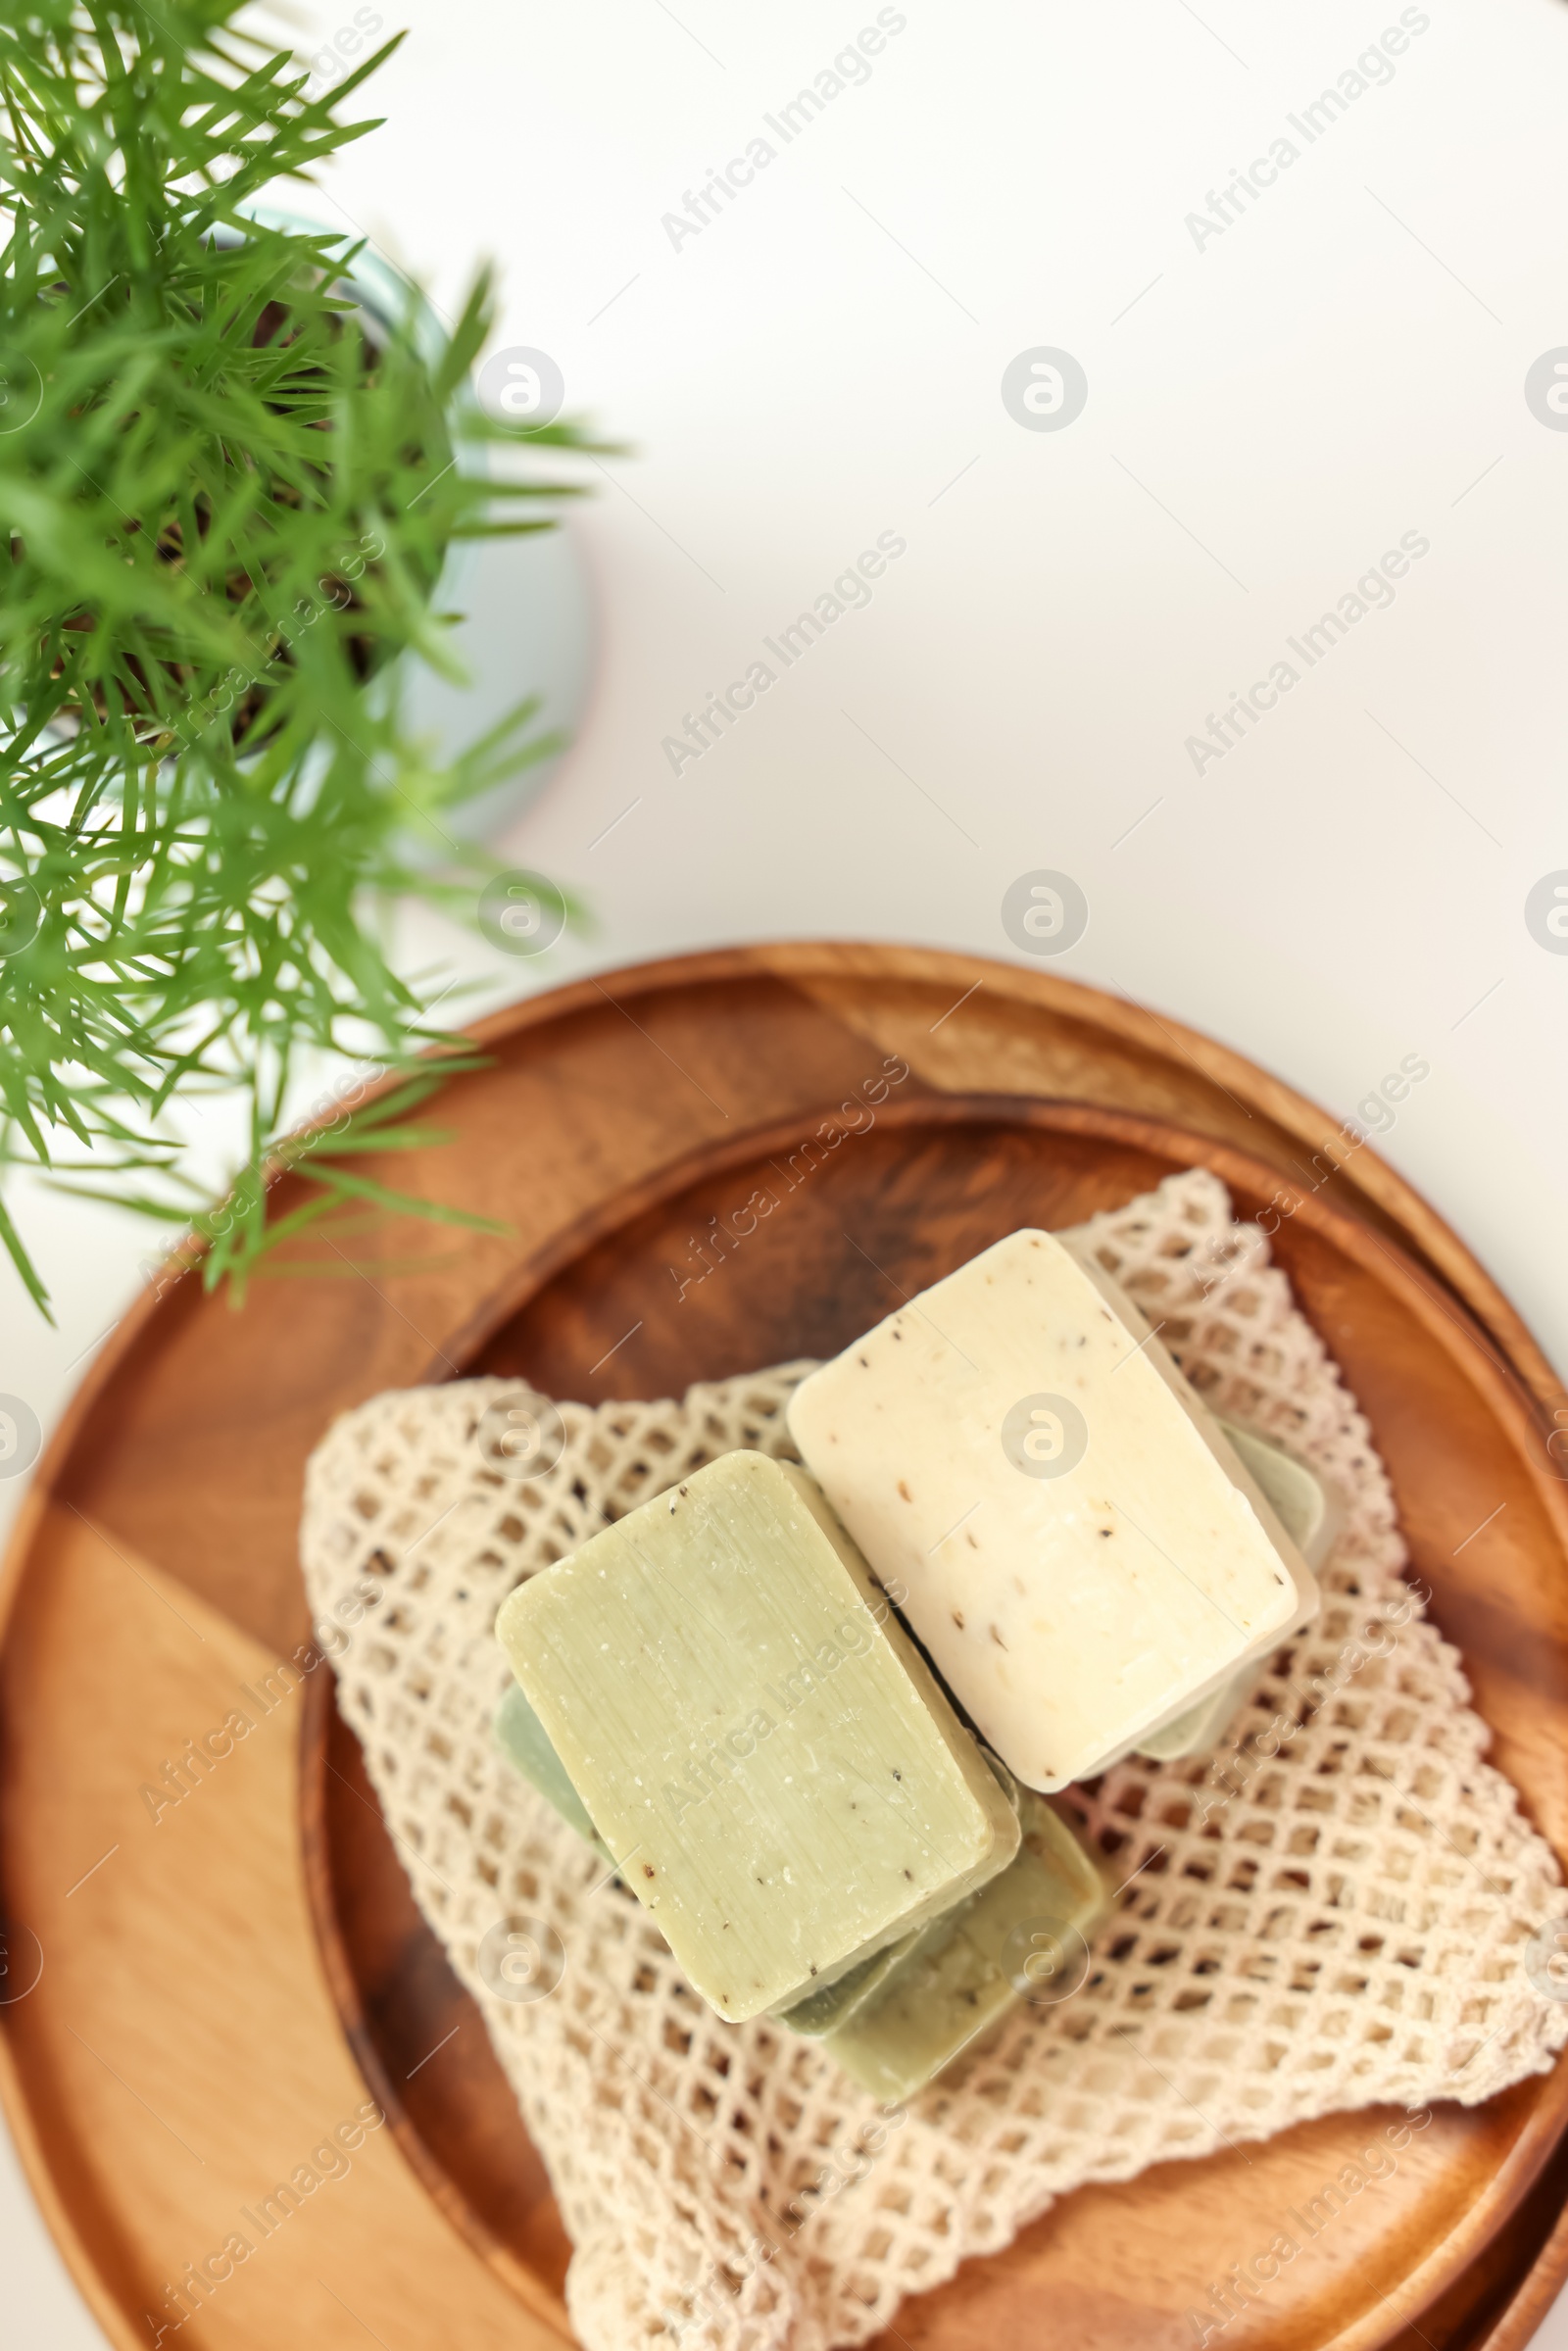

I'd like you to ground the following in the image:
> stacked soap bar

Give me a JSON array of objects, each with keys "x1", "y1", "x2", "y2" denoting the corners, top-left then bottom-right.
[
  {"x1": 487, "y1": 1221, "x2": 1330, "y2": 2091},
  {"x1": 494, "y1": 1419, "x2": 1332, "y2": 1823},
  {"x1": 821, "y1": 1774, "x2": 1107, "y2": 2101},
  {"x1": 495, "y1": 1452, "x2": 1020, "y2": 2023},
  {"x1": 787, "y1": 1228, "x2": 1321, "y2": 1792},
  {"x1": 492, "y1": 1668, "x2": 1108, "y2": 2092},
  {"x1": 1137, "y1": 1415, "x2": 1338, "y2": 1761},
  {"x1": 1049, "y1": 1232, "x2": 1333, "y2": 1767},
  {"x1": 493, "y1": 1682, "x2": 614, "y2": 1865}
]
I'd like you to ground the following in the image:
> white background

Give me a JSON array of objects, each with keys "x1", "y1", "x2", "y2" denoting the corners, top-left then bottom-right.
[{"x1": 6, "y1": 0, "x2": 1568, "y2": 2337}]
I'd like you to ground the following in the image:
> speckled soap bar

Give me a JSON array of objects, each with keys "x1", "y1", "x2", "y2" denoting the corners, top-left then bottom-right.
[
  {"x1": 1135, "y1": 1416, "x2": 1337, "y2": 1763},
  {"x1": 788, "y1": 1228, "x2": 1318, "y2": 1792},
  {"x1": 493, "y1": 1682, "x2": 614, "y2": 1866},
  {"x1": 494, "y1": 1452, "x2": 1020, "y2": 2024},
  {"x1": 821, "y1": 1784, "x2": 1109, "y2": 2102}
]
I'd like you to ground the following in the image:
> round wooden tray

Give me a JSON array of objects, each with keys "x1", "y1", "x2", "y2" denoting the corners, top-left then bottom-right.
[
  {"x1": 4, "y1": 944, "x2": 1568, "y2": 2351},
  {"x1": 300, "y1": 1088, "x2": 1568, "y2": 2351}
]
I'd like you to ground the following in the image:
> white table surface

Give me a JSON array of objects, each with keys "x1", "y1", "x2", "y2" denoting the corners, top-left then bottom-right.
[{"x1": 7, "y1": 0, "x2": 1568, "y2": 2337}]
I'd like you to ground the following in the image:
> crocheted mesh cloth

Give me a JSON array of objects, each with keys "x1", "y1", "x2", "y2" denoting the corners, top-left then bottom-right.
[{"x1": 299, "y1": 1170, "x2": 1568, "y2": 2351}]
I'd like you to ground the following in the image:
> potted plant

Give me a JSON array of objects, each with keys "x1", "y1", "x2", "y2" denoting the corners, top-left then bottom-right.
[{"x1": 0, "y1": 0, "x2": 594, "y2": 1316}]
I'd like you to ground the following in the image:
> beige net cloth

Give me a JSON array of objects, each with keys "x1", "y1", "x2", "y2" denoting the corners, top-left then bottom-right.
[{"x1": 299, "y1": 1169, "x2": 1568, "y2": 2351}]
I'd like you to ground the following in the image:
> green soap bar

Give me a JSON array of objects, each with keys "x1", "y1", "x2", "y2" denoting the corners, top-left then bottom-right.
[
  {"x1": 493, "y1": 1681, "x2": 614, "y2": 1865},
  {"x1": 495, "y1": 1451, "x2": 1020, "y2": 2024},
  {"x1": 822, "y1": 1790, "x2": 1107, "y2": 2103},
  {"x1": 777, "y1": 1929, "x2": 922, "y2": 2037},
  {"x1": 780, "y1": 1746, "x2": 1028, "y2": 2038}
]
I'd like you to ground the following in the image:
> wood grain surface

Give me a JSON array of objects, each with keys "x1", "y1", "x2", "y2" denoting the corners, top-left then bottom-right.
[
  {"x1": 303, "y1": 1091, "x2": 1568, "y2": 2351},
  {"x1": 3, "y1": 944, "x2": 1566, "y2": 2351}
]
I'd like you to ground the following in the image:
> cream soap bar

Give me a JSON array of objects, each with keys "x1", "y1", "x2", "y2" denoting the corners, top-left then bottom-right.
[
  {"x1": 787, "y1": 1229, "x2": 1317, "y2": 1792},
  {"x1": 494, "y1": 1452, "x2": 1019, "y2": 2024},
  {"x1": 1054, "y1": 1234, "x2": 1321, "y2": 1651},
  {"x1": 1137, "y1": 1419, "x2": 1337, "y2": 1763}
]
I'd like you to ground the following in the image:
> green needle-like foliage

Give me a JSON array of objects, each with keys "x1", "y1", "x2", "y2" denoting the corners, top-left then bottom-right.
[{"x1": 0, "y1": 0, "x2": 599, "y2": 1317}]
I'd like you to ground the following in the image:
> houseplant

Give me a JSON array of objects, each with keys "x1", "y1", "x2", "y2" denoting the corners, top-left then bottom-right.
[{"x1": 0, "y1": 0, "x2": 593, "y2": 1316}]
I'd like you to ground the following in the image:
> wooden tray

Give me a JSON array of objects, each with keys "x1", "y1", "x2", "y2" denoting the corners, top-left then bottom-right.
[
  {"x1": 4, "y1": 945, "x2": 1567, "y2": 2351},
  {"x1": 300, "y1": 1089, "x2": 1568, "y2": 2351}
]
